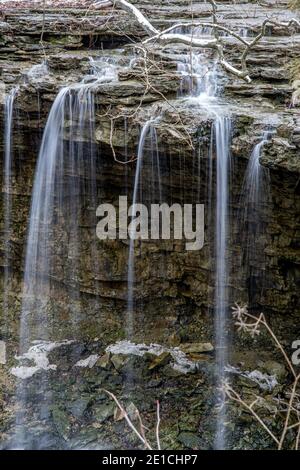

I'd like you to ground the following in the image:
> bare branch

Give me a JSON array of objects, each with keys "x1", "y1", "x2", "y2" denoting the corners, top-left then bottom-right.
[
  {"x1": 156, "y1": 400, "x2": 161, "y2": 450},
  {"x1": 222, "y1": 382, "x2": 280, "y2": 445},
  {"x1": 158, "y1": 33, "x2": 217, "y2": 49},
  {"x1": 103, "y1": 0, "x2": 300, "y2": 84},
  {"x1": 99, "y1": 0, "x2": 159, "y2": 36},
  {"x1": 241, "y1": 18, "x2": 300, "y2": 74},
  {"x1": 102, "y1": 389, "x2": 162, "y2": 450},
  {"x1": 143, "y1": 22, "x2": 249, "y2": 47},
  {"x1": 102, "y1": 389, "x2": 153, "y2": 449},
  {"x1": 227, "y1": 305, "x2": 300, "y2": 449},
  {"x1": 278, "y1": 375, "x2": 300, "y2": 449}
]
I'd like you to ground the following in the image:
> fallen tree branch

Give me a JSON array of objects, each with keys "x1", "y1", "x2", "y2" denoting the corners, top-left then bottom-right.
[
  {"x1": 113, "y1": 0, "x2": 159, "y2": 36},
  {"x1": 158, "y1": 33, "x2": 217, "y2": 49},
  {"x1": 143, "y1": 22, "x2": 249, "y2": 47},
  {"x1": 241, "y1": 18, "x2": 300, "y2": 74},
  {"x1": 93, "y1": 0, "x2": 300, "y2": 84}
]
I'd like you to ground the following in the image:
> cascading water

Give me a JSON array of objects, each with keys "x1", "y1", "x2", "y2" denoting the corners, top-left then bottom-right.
[
  {"x1": 3, "y1": 87, "x2": 18, "y2": 335},
  {"x1": 241, "y1": 131, "x2": 272, "y2": 224},
  {"x1": 178, "y1": 52, "x2": 219, "y2": 99},
  {"x1": 213, "y1": 115, "x2": 232, "y2": 450},
  {"x1": 24, "y1": 61, "x2": 49, "y2": 82},
  {"x1": 240, "y1": 130, "x2": 273, "y2": 303},
  {"x1": 2, "y1": 63, "x2": 49, "y2": 342},
  {"x1": 126, "y1": 119, "x2": 160, "y2": 339},
  {"x1": 178, "y1": 34, "x2": 232, "y2": 448},
  {"x1": 12, "y1": 60, "x2": 118, "y2": 449}
]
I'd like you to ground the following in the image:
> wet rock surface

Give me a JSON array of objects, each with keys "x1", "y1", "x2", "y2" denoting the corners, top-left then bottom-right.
[
  {"x1": 0, "y1": 338, "x2": 296, "y2": 450},
  {"x1": 0, "y1": 339, "x2": 212, "y2": 449}
]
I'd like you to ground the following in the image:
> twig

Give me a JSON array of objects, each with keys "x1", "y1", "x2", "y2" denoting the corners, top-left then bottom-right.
[
  {"x1": 102, "y1": 389, "x2": 153, "y2": 449},
  {"x1": 156, "y1": 400, "x2": 161, "y2": 450},
  {"x1": 225, "y1": 305, "x2": 300, "y2": 449}
]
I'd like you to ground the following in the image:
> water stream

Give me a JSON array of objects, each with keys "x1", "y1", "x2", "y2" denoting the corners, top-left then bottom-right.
[
  {"x1": 3, "y1": 87, "x2": 18, "y2": 336},
  {"x1": 126, "y1": 118, "x2": 161, "y2": 339},
  {"x1": 178, "y1": 43, "x2": 232, "y2": 449},
  {"x1": 213, "y1": 115, "x2": 232, "y2": 450},
  {"x1": 13, "y1": 60, "x2": 118, "y2": 449},
  {"x1": 240, "y1": 130, "x2": 273, "y2": 304}
]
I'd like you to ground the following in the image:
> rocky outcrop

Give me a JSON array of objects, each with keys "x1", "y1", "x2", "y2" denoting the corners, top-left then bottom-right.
[{"x1": 0, "y1": 338, "x2": 291, "y2": 450}]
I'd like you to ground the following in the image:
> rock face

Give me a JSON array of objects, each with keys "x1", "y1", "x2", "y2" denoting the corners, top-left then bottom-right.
[{"x1": 0, "y1": 0, "x2": 299, "y2": 450}]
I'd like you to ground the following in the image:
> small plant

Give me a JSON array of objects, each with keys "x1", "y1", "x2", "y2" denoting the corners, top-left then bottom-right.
[
  {"x1": 222, "y1": 304, "x2": 300, "y2": 450},
  {"x1": 103, "y1": 389, "x2": 161, "y2": 450}
]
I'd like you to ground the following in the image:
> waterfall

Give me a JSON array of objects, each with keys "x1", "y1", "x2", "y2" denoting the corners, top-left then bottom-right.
[
  {"x1": 177, "y1": 29, "x2": 233, "y2": 447},
  {"x1": 14, "y1": 86, "x2": 78, "y2": 449},
  {"x1": 3, "y1": 87, "x2": 18, "y2": 335},
  {"x1": 240, "y1": 130, "x2": 273, "y2": 303},
  {"x1": 213, "y1": 115, "x2": 232, "y2": 450},
  {"x1": 13, "y1": 61, "x2": 117, "y2": 449},
  {"x1": 19, "y1": 61, "x2": 117, "y2": 350},
  {"x1": 24, "y1": 61, "x2": 48, "y2": 81},
  {"x1": 2, "y1": 62, "x2": 49, "y2": 342},
  {"x1": 200, "y1": 105, "x2": 232, "y2": 450},
  {"x1": 197, "y1": 80, "x2": 232, "y2": 452},
  {"x1": 178, "y1": 52, "x2": 219, "y2": 99},
  {"x1": 20, "y1": 86, "x2": 70, "y2": 349},
  {"x1": 126, "y1": 119, "x2": 159, "y2": 338}
]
